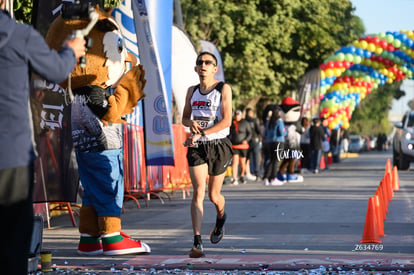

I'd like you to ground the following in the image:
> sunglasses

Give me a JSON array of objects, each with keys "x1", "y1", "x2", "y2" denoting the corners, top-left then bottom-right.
[{"x1": 196, "y1": 60, "x2": 216, "y2": 66}]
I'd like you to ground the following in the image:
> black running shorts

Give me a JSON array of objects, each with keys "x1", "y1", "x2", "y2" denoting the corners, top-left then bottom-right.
[
  {"x1": 186, "y1": 138, "x2": 233, "y2": 176},
  {"x1": 232, "y1": 148, "x2": 248, "y2": 158}
]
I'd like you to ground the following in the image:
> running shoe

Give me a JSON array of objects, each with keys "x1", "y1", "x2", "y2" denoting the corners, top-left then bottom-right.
[
  {"x1": 287, "y1": 173, "x2": 304, "y2": 183},
  {"x1": 270, "y1": 178, "x2": 284, "y2": 186},
  {"x1": 210, "y1": 212, "x2": 227, "y2": 244},
  {"x1": 276, "y1": 173, "x2": 287, "y2": 183},
  {"x1": 231, "y1": 178, "x2": 239, "y2": 185},
  {"x1": 189, "y1": 243, "x2": 204, "y2": 258},
  {"x1": 246, "y1": 174, "x2": 257, "y2": 181}
]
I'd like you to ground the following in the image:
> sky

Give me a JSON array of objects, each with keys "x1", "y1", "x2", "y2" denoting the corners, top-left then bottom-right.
[
  {"x1": 350, "y1": 0, "x2": 414, "y2": 120},
  {"x1": 350, "y1": 0, "x2": 414, "y2": 34}
]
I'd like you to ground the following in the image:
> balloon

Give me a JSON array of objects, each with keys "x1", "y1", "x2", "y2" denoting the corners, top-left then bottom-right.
[
  {"x1": 343, "y1": 61, "x2": 351, "y2": 68},
  {"x1": 354, "y1": 56, "x2": 362, "y2": 64},
  {"x1": 355, "y1": 48, "x2": 364, "y2": 56},
  {"x1": 326, "y1": 61, "x2": 335, "y2": 69},
  {"x1": 367, "y1": 43, "x2": 376, "y2": 52},
  {"x1": 335, "y1": 53, "x2": 345, "y2": 61},
  {"x1": 345, "y1": 53, "x2": 354, "y2": 62},
  {"x1": 393, "y1": 39, "x2": 401, "y2": 48},
  {"x1": 375, "y1": 47, "x2": 383, "y2": 55},
  {"x1": 379, "y1": 40, "x2": 388, "y2": 49},
  {"x1": 363, "y1": 50, "x2": 372, "y2": 59},
  {"x1": 378, "y1": 32, "x2": 387, "y2": 39},
  {"x1": 317, "y1": 30, "x2": 414, "y2": 133},
  {"x1": 324, "y1": 69, "x2": 334, "y2": 77},
  {"x1": 386, "y1": 34, "x2": 394, "y2": 43},
  {"x1": 359, "y1": 40, "x2": 368, "y2": 49},
  {"x1": 342, "y1": 121, "x2": 349, "y2": 129},
  {"x1": 334, "y1": 68, "x2": 343, "y2": 76},
  {"x1": 328, "y1": 121, "x2": 336, "y2": 129}
]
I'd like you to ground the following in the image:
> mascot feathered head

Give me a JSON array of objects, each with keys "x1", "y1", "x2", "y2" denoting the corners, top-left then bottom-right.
[
  {"x1": 280, "y1": 97, "x2": 301, "y2": 123},
  {"x1": 45, "y1": 4, "x2": 145, "y2": 124}
]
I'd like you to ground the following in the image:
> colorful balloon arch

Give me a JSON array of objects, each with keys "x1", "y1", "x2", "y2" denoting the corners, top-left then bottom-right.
[{"x1": 319, "y1": 31, "x2": 414, "y2": 130}]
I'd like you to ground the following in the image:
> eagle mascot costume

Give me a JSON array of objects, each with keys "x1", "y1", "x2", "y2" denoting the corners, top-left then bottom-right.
[{"x1": 45, "y1": 4, "x2": 150, "y2": 256}]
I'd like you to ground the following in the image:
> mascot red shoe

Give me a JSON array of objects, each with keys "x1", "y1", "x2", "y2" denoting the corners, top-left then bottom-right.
[
  {"x1": 275, "y1": 97, "x2": 304, "y2": 184},
  {"x1": 45, "y1": 5, "x2": 150, "y2": 256}
]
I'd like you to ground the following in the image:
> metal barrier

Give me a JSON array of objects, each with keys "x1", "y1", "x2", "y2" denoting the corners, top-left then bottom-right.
[{"x1": 123, "y1": 124, "x2": 192, "y2": 208}]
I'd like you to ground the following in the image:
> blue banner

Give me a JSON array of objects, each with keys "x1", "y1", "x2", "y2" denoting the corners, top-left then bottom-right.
[
  {"x1": 132, "y1": 0, "x2": 174, "y2": 166},
  {"x1": 112, "y1": 1, "x2": 143, "y2": 126}
]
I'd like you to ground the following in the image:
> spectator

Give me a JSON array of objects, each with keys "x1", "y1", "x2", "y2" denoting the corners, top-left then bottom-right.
[
  {"x1": 299, "y1": 117, "x2": 311, "y2": 173},
  {"x1": 342, "y1": 129, "x2": 350, "y2": 153},
  {"x1": 321, "y1": 119, "x2": 331, "y2": 170},
  {"x1": 0, "y1": 4, "x2": 85, "y2": 274},
  {"x1": 377, "y1": 133, "x2": 387, "y2": 151},
  {"x1": 330, "y1": 128, "x2": 342, "y2": 163},
  {"x1": 245, "y1": 108, "x2": 262, "y2": 181},
  {"x1": 309, "y1": 118, "x2": 325, "y2": 173},
  {"x1": 259, "y1": 105, "x2": 274, "y2": 182},
  {"x1": 229, "y1": 109, "x2": 252, "y2": 185},
  {"x1": 262, "y1": 105, "x2": 287, "y2": 186}
]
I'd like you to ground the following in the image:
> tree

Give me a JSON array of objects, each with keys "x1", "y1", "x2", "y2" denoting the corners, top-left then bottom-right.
[
  {"x1": 12, "y1": 0, "x2": 121, "y2": 24},
  {"x1": 13, "y1": 0, "x2": 32, "y2": 23},
  {"x1": 180, "y1": 0, "x2": 364, "y2": 109},
  {"x1": 349, "y1": 81, "x2": 403, "y2": 135}
]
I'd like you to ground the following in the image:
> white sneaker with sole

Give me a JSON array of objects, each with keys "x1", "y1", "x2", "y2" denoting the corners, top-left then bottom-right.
[
  {"x1": 246, "y1": 174, "x2": 257, "y2": 181},
  {"x1": 270, "y1": 178, "x2": 285, "y2": 186}
]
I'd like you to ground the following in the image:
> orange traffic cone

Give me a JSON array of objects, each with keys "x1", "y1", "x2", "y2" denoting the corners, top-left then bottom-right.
[
  {"x1": 392, "y1": 166, "x2": 400, "y2": 191},
  {"x1": 384, "y1": 158, "x2": 392, "y2": 178},
  {"x1": 376, "y1": 185, "x2": 387, "y2": 220},
  {"x1": 385, "y1": 173, "x2": 394, "y2": 200},
  {"x1": 360, "y1": 197, "x2": 382, "y2": 243},
  {"x1": 374, "y1": 194, "x2": 385, "y2": 237},
  {"x1": 380, "y1": 180, "x2": 389, "y2": 214}
]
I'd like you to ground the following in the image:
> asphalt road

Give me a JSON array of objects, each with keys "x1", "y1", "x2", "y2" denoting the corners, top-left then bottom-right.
[{"x1": 38, "y1": 149, "x2": 414, "y2": 274}]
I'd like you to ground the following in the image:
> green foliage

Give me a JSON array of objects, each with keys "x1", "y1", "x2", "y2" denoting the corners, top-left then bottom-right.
[
  {"x1": 13, "y1": 0, "x2": 32, "y2": 23},
  {"x1": 104, "y1": 0, "x2": 121, "y2": 8},
  {"x1": 14, "y1": 0, "x2": 386, "y2": 133},
  {"x1": 349, "y1": 82, "x2": 402, "y2": 135},
  {"x1": 12, "y1": 0, "x2": 120, "y2": 24},
  {"x1": 180, "y1": 0, "x2": 364, "y2": 110}
]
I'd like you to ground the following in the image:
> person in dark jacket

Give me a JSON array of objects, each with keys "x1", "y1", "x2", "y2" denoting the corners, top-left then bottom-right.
[
  {"x1": 309, "y1": 118, "x2": 325, "y2": 173},
  {"x1": 330, "y1": 128, "x2": 342, "y2": 163},
  {"x1": 262, "y1": 105, "x2": 287, "y2": 186},
  {"x1": 245, "y1": 108, "x2": 262, "y2": 180},
  {"x1": 0, "y1": 3, "x2": 85, "y2": 274},
  {"x1": 229, "y1": 109, "x2": 252, "y2": 185},
  {"x1": 299, "y1": 116, "x2": 311, "y2": 173}
]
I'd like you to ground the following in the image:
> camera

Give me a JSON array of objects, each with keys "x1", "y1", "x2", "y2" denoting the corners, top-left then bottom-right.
[{"x1": 61, "y1": 0, "x2": 102, "y2": 20}]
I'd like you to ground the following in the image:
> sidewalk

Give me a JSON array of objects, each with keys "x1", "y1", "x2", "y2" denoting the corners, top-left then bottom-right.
[{"x1": 37, "y1": 150, "x2": 414, "y2": 274}]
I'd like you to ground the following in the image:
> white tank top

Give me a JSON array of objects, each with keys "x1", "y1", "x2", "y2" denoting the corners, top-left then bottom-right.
[{"x1": 190, "y1": 83, "x2": 229, "y2": 141}]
